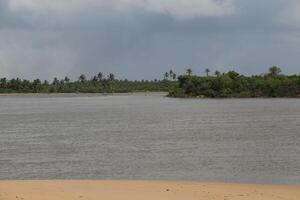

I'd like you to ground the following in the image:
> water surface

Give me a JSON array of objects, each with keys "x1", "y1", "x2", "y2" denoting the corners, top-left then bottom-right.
[{"x1": 0, "y1": 93, "x2": 299, "y2": 184}]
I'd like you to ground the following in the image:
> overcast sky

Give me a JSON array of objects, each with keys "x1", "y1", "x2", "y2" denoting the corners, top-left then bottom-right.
[{"x1": 1, "y1": 0, "x2": 300, "y2": 80}]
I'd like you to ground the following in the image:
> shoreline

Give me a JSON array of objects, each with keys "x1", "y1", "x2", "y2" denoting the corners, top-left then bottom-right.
[
  {"x1": 0, "y1": 92, "x2": 299, "y2": 99},
  {"x1": 0, "y1": 92, "x2": 168, "y2": 97},
  {"x1": 0, "y1": 180, "x2": 299, "y2": 200}
]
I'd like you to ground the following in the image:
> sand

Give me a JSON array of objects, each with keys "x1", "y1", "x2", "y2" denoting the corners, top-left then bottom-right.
[{"x1": 0, "y1": 180, "x2": 299, "y2": 200}]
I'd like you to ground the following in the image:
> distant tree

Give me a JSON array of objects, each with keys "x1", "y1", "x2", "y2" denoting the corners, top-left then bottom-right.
[
  {"x1": 269, "y1": 66, "x2": 282, "y2": 77},
  {"x1": 33, "y1": 79, "x2": 41, "y2": 85},
  {"x1": 164, "y1": 72, "x2": 169, "y2": 80},
  {"x1": 43, "y1": 80, "x2": 49, "y2": 85},
  {"x1": 64, "y1": 76, "x2": 70, "y2": 83},
  {"x1": 186, "y1": 68, "x2": 192, "y2": 76},
  {"x1": 108, "y1": 73, "x2": 115, "y2": 82},
  {"x1": 79, "y1": 74, "x2": 86, "y2": 83},
  {"x1": 22, "y1": 80, "x2": 30, "y2": 90},
  {"x1": 227, "y1": 71, "x2": 240, "y2": 80},
  {"x1": 205, "y1": 68, "x2": 210, "y2": 77},
  {"x1": 172, "y1": 73, "x2": 177, "y2": 81},
  {"x1": 169, "y1": 70, "x2": 174, "y2": 80},
  {"x1": 97, "y1": 72, "x2": 103, "y2": 81},
  {"x1": 52, "y1": 77, "x2": 59, "y2": 85},
  {"x1": 215, "y1": 70, "x2": 221, "y2": 77},
  {"x1": 0, "y1": 78, "x2": 7, "y2": 88}
]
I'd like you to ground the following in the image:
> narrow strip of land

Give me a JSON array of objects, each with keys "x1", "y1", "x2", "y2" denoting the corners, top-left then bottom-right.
[{"x1": 0, "y1": 180, "x2": 299, "y2": 200}]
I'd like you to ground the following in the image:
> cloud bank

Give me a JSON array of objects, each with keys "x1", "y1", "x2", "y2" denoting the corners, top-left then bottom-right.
[{"x1": 0, "y1": 0, "x2": 300, "y2": 80}]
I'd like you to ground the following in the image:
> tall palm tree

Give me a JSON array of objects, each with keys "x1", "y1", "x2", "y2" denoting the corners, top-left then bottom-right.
[
  {"x1": 169, "y1": 70, "x2": 173, "y2": 79},
  {"x1": 186, "y1": 68, "x2": 192, "y2": 76},
  {"x1": 97, "y1": 72, "x2": 103, "y2": 81},
  {"x1": 205, "y1": 68, "x2": 210, "y2": 77},
  {"x1": 164, "y1": 72, "x2": 169, "y2": 80}
]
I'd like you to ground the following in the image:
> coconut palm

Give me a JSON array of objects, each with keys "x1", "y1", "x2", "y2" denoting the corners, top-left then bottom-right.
[
  {"x1": 97, "y1": 72, "x2": 103, "y2": 81},
  {"x1": 164, "y1": 72, "x2": 169, "y2": 80},
  {"x1": 205, "y1": 68, "x2": 210, "y2": 77},
  {"x1": 186, "y1": 68, "x2": 192, "y2": 76}
]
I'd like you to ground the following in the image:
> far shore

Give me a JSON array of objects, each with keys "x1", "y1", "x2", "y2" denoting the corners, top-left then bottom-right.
[
  {"x1": 0, "y1": 92, "x2": 168, "y2": 97},
  {"x1": 0, "y1": 92, "x2": 299, "y2": 99},
  {"x1": 0, "y1": 180, "x2": 299, "y2": 200}
]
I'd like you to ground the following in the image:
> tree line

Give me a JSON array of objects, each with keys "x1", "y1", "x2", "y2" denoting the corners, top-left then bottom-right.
[
  {"x1": 169, "y1": 66, "x2": 300, "y2": 98},
  {"x1": 0, "y1": 72, "x2": 177, "y2": 93},
  {"x1": 1, "y1": 67, "x2": 299, "y2": 97}
]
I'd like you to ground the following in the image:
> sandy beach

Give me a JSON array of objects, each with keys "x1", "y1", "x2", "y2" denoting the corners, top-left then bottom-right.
[{"x1": 0, "y1": 180, "x2": 299, "y2": 200}]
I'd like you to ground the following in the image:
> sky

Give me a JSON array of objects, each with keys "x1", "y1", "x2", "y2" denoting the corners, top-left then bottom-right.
[{"x1": 1, "y1": 0, "x2": 300, "y2": 80}]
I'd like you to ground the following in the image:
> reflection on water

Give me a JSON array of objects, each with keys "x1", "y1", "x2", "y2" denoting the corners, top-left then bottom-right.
[{"x1": 0, "y1": 93, "x2": 299, "y2": 184}]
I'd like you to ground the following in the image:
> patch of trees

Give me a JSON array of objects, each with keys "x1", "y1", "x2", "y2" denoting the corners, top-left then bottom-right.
[
  {"x1": 169, "y1": 67, "x2": 300, "y2": 98},
  {"x1": 0, "y1": 72, "x2": 177, "y2": 93}
]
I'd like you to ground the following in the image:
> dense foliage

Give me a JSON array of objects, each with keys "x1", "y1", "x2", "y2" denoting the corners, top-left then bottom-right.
[
  {"x1": 169, "y1": 67, "x2": 300, "y2": 98},
  {"x1": 0, "y1": 73, "x2": 176, "y2": 94}
]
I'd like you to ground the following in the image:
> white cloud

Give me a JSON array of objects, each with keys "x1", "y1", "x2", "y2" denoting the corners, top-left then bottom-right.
[{"x1": 8, "y1": 0, "x2": 235, "y2": 20}]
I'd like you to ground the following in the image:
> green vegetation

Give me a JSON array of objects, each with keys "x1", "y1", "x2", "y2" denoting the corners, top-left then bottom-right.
[
  {"x1": 0, "y1": 72, "x2": 177, "y2": 94},
  {"x1": 1, "y1": 67, "x2": 299, "y2": 98},
  {"x1": 169, "y1": 67, "x2": 300, "y2": 98}
]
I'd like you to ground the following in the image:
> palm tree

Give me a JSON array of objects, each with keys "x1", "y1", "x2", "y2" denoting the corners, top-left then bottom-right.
[
  {"x1": 108, "y1": 73, "x2": 115, "y2": 82},
  {"x1": 172, "y1": 73, "x2": 177, "y2": 81},
  {"x1": 79, "y1": 74, "x2": 86, "y2": 83},
  {"x1": 64, "y1": 76, "x2": 70, "y2": 83},
  {"x1": 269, "y1": 66, "x2": 282, "y2": 77},
  {"x1": 186, "y1": 68, "x2": 192, "y2": 76},
  {"x1": 215, "y1": 70, "x2": 221, "y2": 77},
  {"x1": 169, "y1": 70, "x2": 173, "y2": 80},
  {"x1": 205, "y1": 68, "x2": 210, "y2": 77},
  {"x1": 52, "y1": 77, "x2": 59, "y2": 85},
  {"x1": 164, "y1": 72, "x2": 169, "y2": 80},
  {"x1": 97, "y1": 72, "x2": 103, "y2": 81}
]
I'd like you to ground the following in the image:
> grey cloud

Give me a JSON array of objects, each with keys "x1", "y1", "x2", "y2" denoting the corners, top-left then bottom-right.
[{"x1": 0, "y1": 0, "x2": 299, "y2": 81}]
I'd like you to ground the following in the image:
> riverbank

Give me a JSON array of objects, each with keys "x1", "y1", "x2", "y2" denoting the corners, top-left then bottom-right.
[
  {"x1": 0, "y1": 92, "x2": 167, "y2": 97},
  {"x1": 0, "y1": 180, "x2": 299, "y2": 200}
]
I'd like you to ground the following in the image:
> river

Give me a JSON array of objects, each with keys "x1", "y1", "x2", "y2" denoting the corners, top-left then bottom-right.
[{"x1": 0, "y1": 93, "x2": 299, "y2": 184}]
